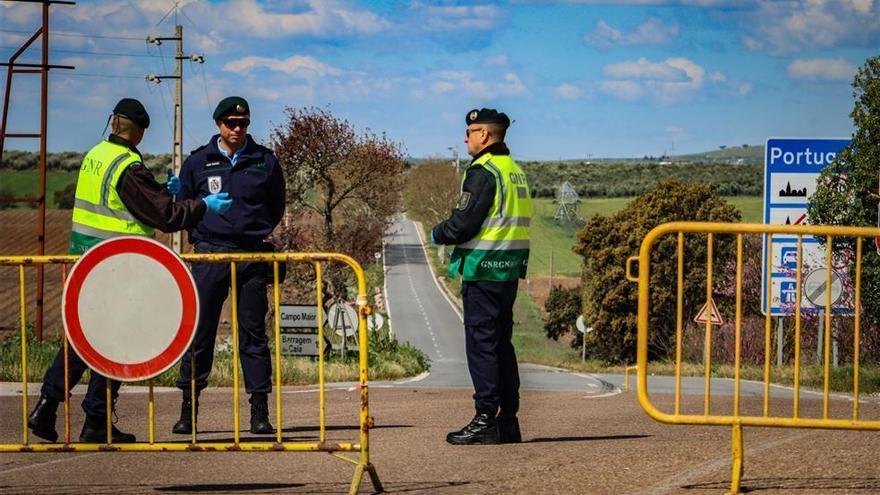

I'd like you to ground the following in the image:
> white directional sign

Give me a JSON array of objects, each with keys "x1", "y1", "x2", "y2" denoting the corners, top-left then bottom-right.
[
  {"x1": 367, "y1": 312, "x2": 385, "y2": 331},
  {"x1": 280, "y1": 333, "x2": 330, "y2": 357},
  {"x1": 761, "y1": 138, "x2": 852, "y2": 315},
  {"x1": 279, "y1": 305, "x2": 327, "y2": 329}
]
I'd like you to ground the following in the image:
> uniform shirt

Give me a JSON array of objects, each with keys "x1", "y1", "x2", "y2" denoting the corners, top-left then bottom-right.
[
  {"x1": 178, "y1": 133, "x2": 286, "y2": 249},
  {"x1": 432, "y1": 142, "x2": 510, "y2": 245},
  {"x1": 111, "y1": 134, "x2": 207, "y2": 233},
  {"x1": 217, "y1": 136, "x2": 247, "y2": 167}
]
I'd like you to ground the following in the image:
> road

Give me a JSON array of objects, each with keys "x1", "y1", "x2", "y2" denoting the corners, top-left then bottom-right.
[{"x1": 383, "y1": 216, "x2": 616, "y2": 395}]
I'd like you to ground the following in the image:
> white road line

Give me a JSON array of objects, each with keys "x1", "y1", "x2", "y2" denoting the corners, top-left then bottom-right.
[
  {"x1": 382, "y1": 234, "x2": 394, "y2": 338},
  {"x1": 411, "y1": 220, "x2": 463, "y2": 322},
  {"x1": 0, "y1": 453, "x2": 100, "y2": 476}
]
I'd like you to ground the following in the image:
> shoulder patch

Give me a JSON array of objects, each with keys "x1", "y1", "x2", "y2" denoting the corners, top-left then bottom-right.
[{"x1": 458, "y1": 191, "x2": 472, "y2": 210}]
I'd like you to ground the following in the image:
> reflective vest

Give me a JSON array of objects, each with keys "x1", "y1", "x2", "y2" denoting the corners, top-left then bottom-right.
[
  {"x1": 70, "y1": 139, "x2": 153, "y2": 251},
  {"x1": 449, "y1": 151, "x2": 531, "y2": 281}
]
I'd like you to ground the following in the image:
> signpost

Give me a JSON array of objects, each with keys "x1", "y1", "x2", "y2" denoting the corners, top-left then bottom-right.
[
  {"x1": 694, "y1": 298, "x2": 723, "y2": 325},
  {"x1": 576, "y1": 315, "x2": 592, "y2": 362},
  {"x1": 761, "y1": 138, "x2": 852, "y2": 316},
  {"x1": 278, "y1": 305, "x2": 329, "y2": 357},
  {"x1": 62, "y1": 237, "x2": 198, "y2": 381}
]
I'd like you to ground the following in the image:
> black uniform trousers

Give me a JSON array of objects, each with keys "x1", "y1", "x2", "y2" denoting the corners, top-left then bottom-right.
[
  {"x1": 177, "y1": 242, "x2": 272, "y2": 395},
  {"x1": 462, "y1": 279, "x2": 520, "y2": 416},
  {"x1": 41, "y1": 346, "x2": 121, "y2": 418}
]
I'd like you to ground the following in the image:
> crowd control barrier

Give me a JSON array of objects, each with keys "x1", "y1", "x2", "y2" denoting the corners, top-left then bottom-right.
[
  {"x1": 0, "y1": 251, "x2": 381, "y2": 495},
  {"x1": 627, "y1": 222, "x2": 880, "y2": 495}
]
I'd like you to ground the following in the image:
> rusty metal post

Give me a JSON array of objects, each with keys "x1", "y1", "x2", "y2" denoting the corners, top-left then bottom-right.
[{"x1": 35, "y1": 0, "x2": 50, "y2": 340}]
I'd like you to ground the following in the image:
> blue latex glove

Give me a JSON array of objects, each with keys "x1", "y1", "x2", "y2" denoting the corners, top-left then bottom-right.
[
  {"x1": 203, "y1": 192, "x2": 232, "y2": 214},
  {"x1": 430, "y1": 230, "x2": 438, "y2": 245},
  {"x1": 166, "y1": 168, "x2": 181, "y2": 195}
]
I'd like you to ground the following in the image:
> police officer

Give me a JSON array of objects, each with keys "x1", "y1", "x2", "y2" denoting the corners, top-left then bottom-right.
[
  {"x1": 432, "y1": 108, "x2": 531, "y2": 445},
  {"x1": 173, "y1": 96, "x2": 286, "y2": 435},
  {"x1": 27, "y1": 98, "x2": 233, "y2": 444}
]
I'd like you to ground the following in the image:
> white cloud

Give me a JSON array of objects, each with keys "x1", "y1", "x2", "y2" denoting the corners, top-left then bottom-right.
[
  {"x1": 746, "y1": 0, "x2": 880, "y2": 54},
  {"x1": 410, "y1": 2, "x2": 506, "y2": 31},
  {"x1": 553, "y1": 83, "x2": 584, "y2": 100},
  {"x1": 417, "y1": 70, "x2": 527, "y2": 99},
  {"x1": 584, "y1": 18, "x2": 679, "y2": 49},
  {"x1": 224, "y1": 55, "x2": 342, "y2": 83},
  {"x1": 597, "y1": 80, "x2": 644, "y2": 101},
  {"x1": 787, "y1": 58, "x2": 856, "y2": 82},
  {"x1": 484, "y1": 55, "x2": 509, "y2": 67}
]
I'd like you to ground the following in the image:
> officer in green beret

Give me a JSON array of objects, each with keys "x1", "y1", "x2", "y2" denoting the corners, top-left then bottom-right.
[
  {"x1": 432, "y1": 108, "x2": 532, "y2": 444},
  {"x1": 172, "y1": 96, "x2": 286, "y2": 436}
]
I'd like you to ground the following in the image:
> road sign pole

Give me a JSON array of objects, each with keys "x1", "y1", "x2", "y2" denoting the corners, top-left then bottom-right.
[
  {"x1": 776, "y1": 317, "x2": 784, "y2": 367},
  {"x1": 817, "y1": 309, "x2": 824, "y2": 365}
]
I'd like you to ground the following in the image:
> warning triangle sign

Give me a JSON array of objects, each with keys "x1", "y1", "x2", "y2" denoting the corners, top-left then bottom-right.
[{"x1": 694, "y1": 298, "x2": 723, "y2": 325}]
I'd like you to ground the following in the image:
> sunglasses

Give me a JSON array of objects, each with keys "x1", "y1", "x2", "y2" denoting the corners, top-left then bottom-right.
[
  {"x1": 466, "y1": 127, "x2": 486, "y2": 137},
  {"x1": 222, "y1": 118, "x2": 250, "y2": 130}
]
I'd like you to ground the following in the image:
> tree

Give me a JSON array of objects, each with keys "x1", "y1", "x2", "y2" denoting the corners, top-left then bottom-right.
[
  {"x1": 543, "y1": 285, "x2": 581, "y2": 342},
  {"x1": 574, "y1": 180, "x2": 740, "y2": 363},
  {"x1": 403, "y1": 159, "x2": 459, "y2": 228},
  {"x1": 809, "y1": 55, "x2": 880, "y2": 328},
  {"x1": 271, "y1": 107, "x2": 406, "y2": 294}
]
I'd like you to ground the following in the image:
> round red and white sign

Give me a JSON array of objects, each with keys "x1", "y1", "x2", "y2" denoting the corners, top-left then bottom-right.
[{"x1": 62, "y1": 236, "x2": 199, "y2": 382}]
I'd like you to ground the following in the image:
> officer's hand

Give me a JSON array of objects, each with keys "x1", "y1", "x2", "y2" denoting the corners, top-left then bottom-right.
[
  {"x1": 430, "y1": 230, "x2": 438, "y2": 245},
  {"x1": 166, "y1": 168, "x2": 181, "y2": 195},
  {"x1": 203, "y1": 192, "x2": 232, "y2": 214}
]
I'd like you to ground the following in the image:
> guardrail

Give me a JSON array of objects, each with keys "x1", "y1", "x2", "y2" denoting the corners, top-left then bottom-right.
[
  {"x1": 629, "y1": 221, "x2": 880, "y2": 494},
  {"x1": 0, "y1": 251, "x2": 381, "y2": 495}
]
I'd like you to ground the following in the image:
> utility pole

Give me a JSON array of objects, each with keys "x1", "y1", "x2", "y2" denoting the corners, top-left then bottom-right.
[
  {"x1": 146, "y1": 23, "x2": 204, "y2": 253},
  {"x1": 448, "y1": 146, "x2": 460, "y2": 172}
]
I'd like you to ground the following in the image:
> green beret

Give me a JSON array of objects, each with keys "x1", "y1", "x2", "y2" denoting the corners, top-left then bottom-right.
[
  {"x1": 466, "y1": 108, "x2": 510, "y2": 128},
  {"x1": 113, "y1": 98, "x2": 150, "y2": 129},
  {"x1": 213, "y1": 96, "x2": 250, "y2": 120}
]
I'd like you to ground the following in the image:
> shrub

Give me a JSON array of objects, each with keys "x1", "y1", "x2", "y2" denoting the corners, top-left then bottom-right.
[{"x1": 543, "y1": 284, "x2": 581, "y2": 342}]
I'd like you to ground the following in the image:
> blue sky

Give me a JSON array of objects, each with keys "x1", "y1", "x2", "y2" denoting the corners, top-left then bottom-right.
[{"x1": 1, "y1": 0, "x2": 878, "y2": 159}]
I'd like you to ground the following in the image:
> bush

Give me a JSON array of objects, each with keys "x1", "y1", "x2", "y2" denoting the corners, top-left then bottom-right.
[
  {"x1": 54, "y1": 183, "x2": 77, "y2": 209},
  {"x1": 574, "y1": 180, "x2": 741, "y2": 364},
  {"x1": 543, "y1": 284, "x2": 581, "y2": 342}
]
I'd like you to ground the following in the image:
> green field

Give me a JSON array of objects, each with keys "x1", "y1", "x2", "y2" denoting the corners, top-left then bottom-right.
[
  {"x1": 0, "y1": 170, "x2": 78, "y2": 209},
  {"x1": 528, "y1": 196, "x2": 763, "y2": 276}
]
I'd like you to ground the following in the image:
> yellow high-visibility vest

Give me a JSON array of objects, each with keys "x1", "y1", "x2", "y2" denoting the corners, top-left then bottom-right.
[
  {"x1": 70, "y1": 139, "x2": 153, "y2": 249},
  {"x1": 449, "y1": 151, "x2": 531, "y2": 281}
]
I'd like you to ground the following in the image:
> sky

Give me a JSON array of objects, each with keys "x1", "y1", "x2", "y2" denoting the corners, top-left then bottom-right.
[{"x1": 1, "y1": 0, "x2": 878, "y2": 160}]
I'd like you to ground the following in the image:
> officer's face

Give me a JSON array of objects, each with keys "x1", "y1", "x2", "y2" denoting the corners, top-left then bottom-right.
[
  {"x1": 217, "y1": 115, "x2": 250, "y2": 149},
  {"x1": 464, "y1": 126, "x2": 488, "y2": 156}
]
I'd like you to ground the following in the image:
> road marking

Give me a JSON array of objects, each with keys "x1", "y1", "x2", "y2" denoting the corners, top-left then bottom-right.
[
  {"x1": 0, "y1": 453, "x2": 100, "y2": 476},
  {"x1": 411, "y1": 220, "x2": 463, "y2": 322},
  {"x1": 394, "y1": 371, "x2": 430, "y2": 384}
]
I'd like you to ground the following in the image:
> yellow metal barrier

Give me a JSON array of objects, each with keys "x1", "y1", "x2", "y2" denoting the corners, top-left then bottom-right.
[
  {"x1": 623, "y1": 364, "x2": 638, "y2": 392},
  {"x1": 0, "y1": 251, "x2": 381, "y2": 495},
  {"x1": 632, "y1": 222, "x2": 880, "y2": 495}
]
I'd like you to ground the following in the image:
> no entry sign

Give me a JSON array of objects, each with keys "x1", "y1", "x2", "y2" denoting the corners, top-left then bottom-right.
[{"x1": 62, "y1": 236, "x2": 199, "y2": 382}]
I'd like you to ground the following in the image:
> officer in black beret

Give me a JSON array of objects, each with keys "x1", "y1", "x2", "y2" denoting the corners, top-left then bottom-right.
[
  {"x1": 432, "y1": 108, "x2": 532, "y2": 445},
  {"x1": 27, "y1": 98, "x2": 231, "y2": 444},
  {"x1": 172, "y1": 96, "x2": 286, "y2": 436}
]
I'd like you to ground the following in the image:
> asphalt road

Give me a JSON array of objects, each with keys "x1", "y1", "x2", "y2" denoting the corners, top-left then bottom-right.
[{"x1": 383, "y1": 216, "x2": 616, "y2": 396}]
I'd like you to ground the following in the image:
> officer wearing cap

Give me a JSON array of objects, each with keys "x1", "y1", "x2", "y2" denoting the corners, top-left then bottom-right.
[
  {"x1": 27, "y1": 98, "x2": 233, "y2": 444},
  {"x1": 172, "y1": 96, "x2": 286, "y2": 436},
  {"x1": 432, "y1": 108, "x2": 531, "y2": 445}
]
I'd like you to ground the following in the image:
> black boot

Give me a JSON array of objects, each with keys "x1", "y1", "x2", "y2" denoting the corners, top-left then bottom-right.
[
  {"x1": 446, "y1": 413, "x2": 499, "y2": 445},
  {"x1": 79, "y1": 416, "x2": 136, "y2": 443},
  {"x1": 249, "y1": 393, "x2": 275, "y2": 435},
  {"x1": 172, "y1": 393, "x2": 198, "y2": 435},
  {"x1": 497, "y1": 413, "x2": 522, "y2": 444},
  {"x1": 27, "y1": 395, "x2": 59, "y2": 443}
]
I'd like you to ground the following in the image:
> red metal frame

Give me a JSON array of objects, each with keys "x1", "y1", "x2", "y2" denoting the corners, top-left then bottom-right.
[{"x1": 0, "y1": 0, "x2": 75, "y2": 340}]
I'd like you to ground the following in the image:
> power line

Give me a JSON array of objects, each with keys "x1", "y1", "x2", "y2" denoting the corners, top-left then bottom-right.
[
  {"x1": 0, "y1": 45, "x2": 173, "y2": 59},
  {"x1": 0, "y1": 28, "x2": 146, "y2": 41},
  {"x1": 64, "y1": 72, "x2": 146, "y2": 79}
]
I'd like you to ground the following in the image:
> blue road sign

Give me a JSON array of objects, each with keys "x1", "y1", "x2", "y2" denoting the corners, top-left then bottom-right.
[{"x1": 761, "y1": 137, "x2": 851, "y2": 316}]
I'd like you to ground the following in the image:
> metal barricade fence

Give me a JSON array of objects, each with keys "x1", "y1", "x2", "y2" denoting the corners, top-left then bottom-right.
[
  {"x1": 626, "y1": 221, "x2": 880, "y2": 495},
  {"x1": 0, "y1": 251, "x2": 381, "y2": 495}
]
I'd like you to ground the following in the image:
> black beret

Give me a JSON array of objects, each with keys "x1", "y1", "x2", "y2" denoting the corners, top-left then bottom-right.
[
  {"x1": 113, "y1": 98, "x2": 150, "y2": 129},
  {"x1": 213, "y1": 96, "x2": 250, "y2": 120},
  {"x1": 465, "y1": 108, "x2": 510, "y2": 128}
]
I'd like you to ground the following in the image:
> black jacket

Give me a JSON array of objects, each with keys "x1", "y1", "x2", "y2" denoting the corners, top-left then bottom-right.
[
  {"x1": 112, "y1": 134, "x2": 207, "y2": 233},
  {"x1": 178, "y1": 134, "x2": 286, "y2": 249},
  {"x1": 432, "y1": 142, "x2": 510, "y2": 245}
]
